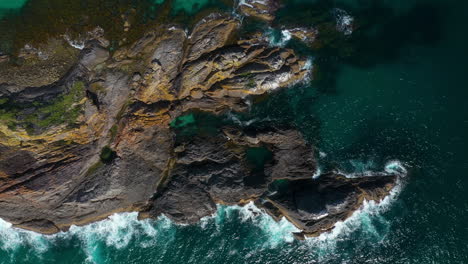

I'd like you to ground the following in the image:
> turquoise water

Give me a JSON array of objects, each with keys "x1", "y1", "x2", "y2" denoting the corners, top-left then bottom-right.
[
  {"x1": 1, "y1": 0, "x2": 468, "y2": 263},
  {"x1": 0, "y1": 0, "x2": 27, "y2": 18}
]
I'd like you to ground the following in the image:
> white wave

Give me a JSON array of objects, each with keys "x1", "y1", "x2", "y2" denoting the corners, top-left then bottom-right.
[
  {"x1": 0, "y1": 212, "x2": 176, "y2": 263},
  {"x1": 0, "y1": 218, "x2": 50, "y2": 253},
  {"x1": 339, "y1": 159, "x2": 408, "y2": 178},
  {"x1": 312, "y1": 167, "x2": 322, "y2": 179},
  {"x1": 385, "y1": 160, "x2": 408, "y2": 176},
  {"x1": 216, "y1": 202, "x2": 299, "y2": 247},
  {"x1": 265, "y1": 28, "x2": 292, "y2": 47},
  {"x1": 301, "y1": 57, "x2": 314, "y2": 82},
  {"x1": 64, "y1": 35, "x2": 85, "y2": 50},
  {"x1": 63, "y1": 213, "x2": 175, "y2": 263}
]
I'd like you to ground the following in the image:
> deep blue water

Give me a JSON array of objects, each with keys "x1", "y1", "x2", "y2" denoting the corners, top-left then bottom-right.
[{"x1": 0, "y1": 0, "x2": 467, "y2": 263}]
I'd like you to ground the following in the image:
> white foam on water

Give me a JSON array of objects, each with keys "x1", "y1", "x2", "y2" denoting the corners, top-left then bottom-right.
[
  {"x1": 385, "y1": 160, "x2": 408, "y2": 175},
  {"x1": 340, "y1": 159, "x2": 408, "y2": 178},
  {"x1": 312, "y1": 167, "x2": 322, "y2": 179},
  {"x1": 333, "y1": 8, "x2": 354, "y2": 35},
  {"x1": 301, "y1": 57, "x2": 314, "y2": 82},
  {"x1": 64, "y1": 35, "x2": 85, "y2": 50},
  {"x1": 0, "y1": 218, "x2": 50, "y2": 253},
  {"x1": 214, "y1": 202, "x2": 299, "y2": 248},
  {"x1": 265, "y1": 28, "x2": 292, "y2": 47},
  {"x1": 0, "y1": 212, "x2": 177, "y2": 263}
]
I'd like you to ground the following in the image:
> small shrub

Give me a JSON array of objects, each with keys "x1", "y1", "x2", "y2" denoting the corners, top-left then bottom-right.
[{"x1": 100, "y1": 146, "x2": 116, "y2": 163}]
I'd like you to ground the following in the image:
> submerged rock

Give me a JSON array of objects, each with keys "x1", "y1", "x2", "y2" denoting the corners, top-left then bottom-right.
[{"x1": 0, "y1": 13, "x2": 398, "y2": 238}]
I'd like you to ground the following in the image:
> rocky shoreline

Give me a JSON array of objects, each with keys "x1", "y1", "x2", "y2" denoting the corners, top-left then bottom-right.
[{"x1": 0, "y1": 11, "x2": 399, "y2": 238}]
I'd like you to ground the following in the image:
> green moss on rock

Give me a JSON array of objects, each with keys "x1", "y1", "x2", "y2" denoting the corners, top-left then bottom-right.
[{"x1": 0, "y1": 81, "x2": 86, "y2": 134}]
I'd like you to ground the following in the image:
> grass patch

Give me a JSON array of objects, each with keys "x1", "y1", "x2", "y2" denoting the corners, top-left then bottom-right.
[{"x1": 0, "y1": 81, "x2": 86, "y2": 134}]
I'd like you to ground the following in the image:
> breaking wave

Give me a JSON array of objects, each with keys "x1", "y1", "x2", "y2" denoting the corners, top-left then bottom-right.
[{"x1": 265, "y1": 28, "x2": 292, "y2": 47}]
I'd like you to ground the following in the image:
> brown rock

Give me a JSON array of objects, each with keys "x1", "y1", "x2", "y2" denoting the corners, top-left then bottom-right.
[{"x1": 238, "y1": 0, "x2": 280, "y2": 22}]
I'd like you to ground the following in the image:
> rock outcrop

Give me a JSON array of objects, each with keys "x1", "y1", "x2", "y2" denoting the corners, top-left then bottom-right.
[
  {"x1": 262, "y1": 173, "x2": 396, "y2": 238},
  {"x1": 238, "y1": 0, "x2": 281, "y2": 22},
  {"x1": 0, "y1": 13, "x2": 399, "y2": 237}
]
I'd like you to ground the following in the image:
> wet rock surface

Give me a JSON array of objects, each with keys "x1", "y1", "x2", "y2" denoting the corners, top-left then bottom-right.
[{"x1": 0, "y1": 13, "x2": 399, "y2": 237}]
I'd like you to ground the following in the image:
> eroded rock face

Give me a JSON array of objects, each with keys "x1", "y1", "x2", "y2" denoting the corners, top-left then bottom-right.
[{"x1": 0, "y1": 13, "x2": 399, "y2": 237}]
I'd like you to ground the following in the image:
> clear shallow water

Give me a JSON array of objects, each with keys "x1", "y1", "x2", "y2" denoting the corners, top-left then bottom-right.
[{"x1": 1, "y1": 0, "x2": 468, "y2": 263}]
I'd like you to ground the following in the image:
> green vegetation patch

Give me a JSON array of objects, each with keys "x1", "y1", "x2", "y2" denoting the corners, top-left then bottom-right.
[{"x1": 0, "y1": 81, "x2": 86, "y2": 134}]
